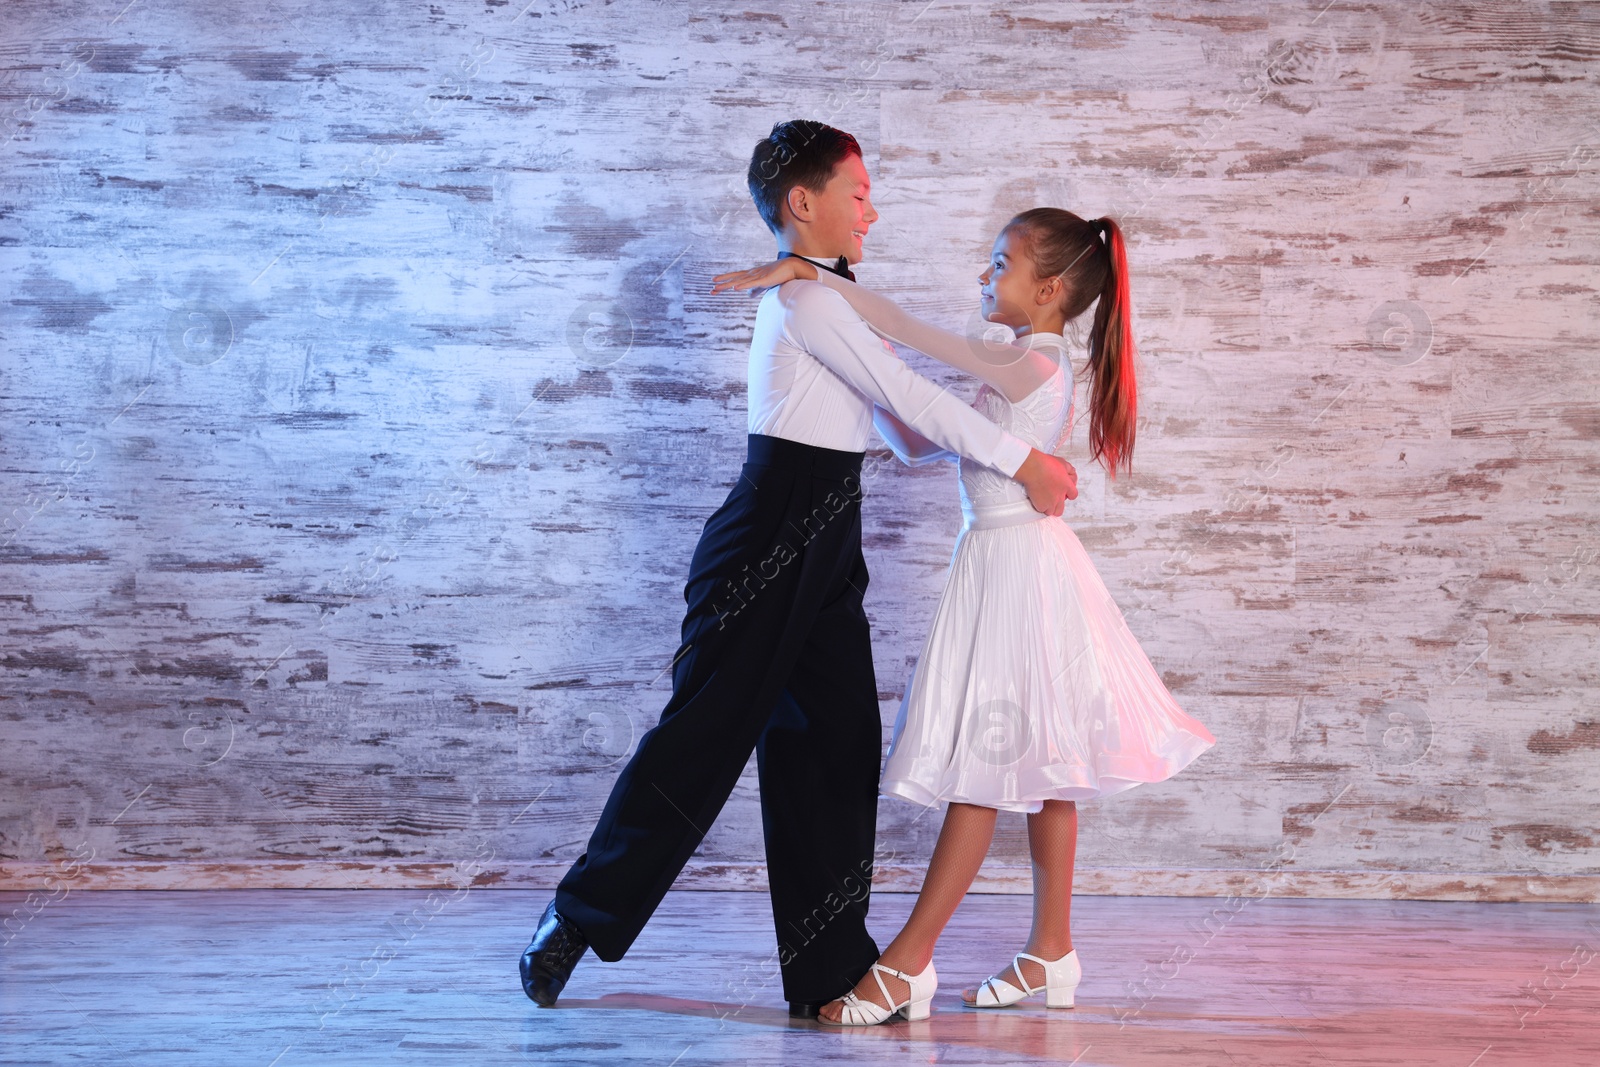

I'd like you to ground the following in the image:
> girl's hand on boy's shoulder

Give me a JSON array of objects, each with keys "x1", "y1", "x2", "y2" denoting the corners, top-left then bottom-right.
[{"x1": 710, "y1": 257, "x2": 817, "y2": 295}]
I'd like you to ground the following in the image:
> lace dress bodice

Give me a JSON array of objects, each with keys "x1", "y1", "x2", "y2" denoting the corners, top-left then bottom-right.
[{"x1": 959, "y1": 346, "x2": 1073, "y2": 524}]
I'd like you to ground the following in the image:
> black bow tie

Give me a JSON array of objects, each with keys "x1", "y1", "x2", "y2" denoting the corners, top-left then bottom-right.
[{"x1": 780, "y1": 251, "x2": 855, "y2": 282}]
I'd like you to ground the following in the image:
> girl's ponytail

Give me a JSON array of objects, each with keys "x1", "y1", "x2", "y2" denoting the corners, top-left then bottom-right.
[
  {"x1": 1006, "y1": 208, "x2": 1139, "y2": 479},
  {"x1": 1087, "y1": 218, "x2": 1136, "y2": 479}
]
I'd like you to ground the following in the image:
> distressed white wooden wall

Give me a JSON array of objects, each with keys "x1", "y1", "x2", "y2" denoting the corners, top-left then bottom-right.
[{"x1": 0, "y1": 1, "x2": 1596, "y2": 901}]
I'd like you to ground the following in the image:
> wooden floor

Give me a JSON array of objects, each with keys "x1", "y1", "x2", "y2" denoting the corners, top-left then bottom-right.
[{"x1": 2, "y1": 889, "x2": 1597, "y2": 1066}]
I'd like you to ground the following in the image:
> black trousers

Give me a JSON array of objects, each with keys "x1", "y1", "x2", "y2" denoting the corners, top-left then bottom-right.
[{"x1": 555, "y1": 433, "x2": 883, "y2": 1003}]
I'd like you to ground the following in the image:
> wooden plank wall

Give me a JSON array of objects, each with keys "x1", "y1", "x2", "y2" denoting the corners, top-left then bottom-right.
[{"x1": 0, "y1": 1, "x2": 1596, "y2": 901}]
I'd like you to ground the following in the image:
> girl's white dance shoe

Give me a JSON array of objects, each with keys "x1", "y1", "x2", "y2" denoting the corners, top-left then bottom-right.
[
  {"x1": 820, "y1": 959, "x2": 938, "y2": 1025},
  {"x1": 966, "y1": 949, "x2": 1080, "y2": 1009}
]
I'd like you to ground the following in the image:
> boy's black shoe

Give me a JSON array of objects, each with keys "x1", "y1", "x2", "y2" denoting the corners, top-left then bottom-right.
[{"x1": 519, "y1": 900, "x2": 588, "y2": 1006}]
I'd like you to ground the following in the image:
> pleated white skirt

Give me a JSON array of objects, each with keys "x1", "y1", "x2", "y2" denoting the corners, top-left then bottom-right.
[{"x1": 881, "y1": 499, "x2": 1216, "y2": 814}]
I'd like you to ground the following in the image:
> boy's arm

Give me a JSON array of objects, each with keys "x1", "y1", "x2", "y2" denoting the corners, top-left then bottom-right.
[
  {"x1": 873, "y1": 404, "x2": 955, "y2": 467},
  {"x1": 781, "y1": 281, "x2": 1075, "y2": 514},
  {"x1": 780, "y1": 280, "x2": 1030, "y2": 477}
]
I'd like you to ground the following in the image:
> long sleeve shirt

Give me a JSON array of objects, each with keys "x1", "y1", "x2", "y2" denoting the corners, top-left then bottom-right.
[
  {"x1": 746, "y1": 279, "x2": 1033, "y2": 477},
  {"x1": 806, "y1": 270, "x2": 1071, "y2": 468}
]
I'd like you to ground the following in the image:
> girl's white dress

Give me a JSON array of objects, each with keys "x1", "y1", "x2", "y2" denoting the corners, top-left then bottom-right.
[{"x1": 813, "y1": 273, "x2": 1217, "y2": 814}]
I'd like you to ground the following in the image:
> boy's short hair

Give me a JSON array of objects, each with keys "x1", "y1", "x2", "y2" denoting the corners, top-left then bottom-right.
[{"x1": 746, "y1": 120, "x2": 862, "y2": 235}]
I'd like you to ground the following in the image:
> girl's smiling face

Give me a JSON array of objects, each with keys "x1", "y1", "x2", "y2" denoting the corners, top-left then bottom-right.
[{"x1": 979, "y1": 227, "x2": 1053, "y2": 335}]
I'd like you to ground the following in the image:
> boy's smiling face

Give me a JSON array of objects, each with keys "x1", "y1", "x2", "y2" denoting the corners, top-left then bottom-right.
[{"x1": 784, "y1": 152, "x2": 878, "y2": 264}]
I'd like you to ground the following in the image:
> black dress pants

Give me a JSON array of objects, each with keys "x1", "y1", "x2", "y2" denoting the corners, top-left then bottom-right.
[{"x1": 555, "y1": 433, "x2": 883, "y2": 1003}]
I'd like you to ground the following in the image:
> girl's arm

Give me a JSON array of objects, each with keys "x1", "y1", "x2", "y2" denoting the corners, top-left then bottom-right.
[
  {"x1": 873, "y1": 403, "x2": 955, "y2": 466},
  {"x1": 809, "y1": 271, "x2": 1058, "y2": 404}
]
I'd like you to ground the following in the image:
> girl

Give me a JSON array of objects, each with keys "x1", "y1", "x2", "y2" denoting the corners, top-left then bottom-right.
[{"x1": 712, "y1": 209, "x2": 1216, "y2": 1025}]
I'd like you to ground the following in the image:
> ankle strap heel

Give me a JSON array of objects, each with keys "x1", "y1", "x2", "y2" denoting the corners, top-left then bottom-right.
[{"x1": 969, "y1": 949, "x2": 1081, "y2": 1009}]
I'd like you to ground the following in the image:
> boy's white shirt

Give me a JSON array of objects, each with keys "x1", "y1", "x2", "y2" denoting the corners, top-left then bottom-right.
[{"x1": 746, "y1": 279, "x2": 1032, "y2": 477}]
